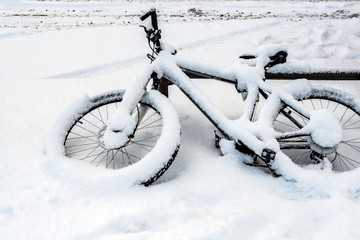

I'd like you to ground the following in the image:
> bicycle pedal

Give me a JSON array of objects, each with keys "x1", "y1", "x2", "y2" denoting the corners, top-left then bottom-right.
[
  {"x1": 310, "y1": 151, "x2": 324, "y2": 163},
  {"x1": 261, "y1": 148, "x2": 276, "y2": 163}
]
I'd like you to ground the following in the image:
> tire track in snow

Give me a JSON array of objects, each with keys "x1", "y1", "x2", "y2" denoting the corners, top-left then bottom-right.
[
  {"x1": 50, "y1": 56, "x2": 146, "y2": 79},
  {"x1": 49, "y1": 20, "x2": 280, "y2": 79}
]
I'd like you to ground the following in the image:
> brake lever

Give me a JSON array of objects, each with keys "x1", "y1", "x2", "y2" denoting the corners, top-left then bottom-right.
[
  {"x1": 140, "y1": 8, "x2": 158, "y2": 30},
  {"x1": 139, "y1": 25, "x2": 152, "y2": 35}
]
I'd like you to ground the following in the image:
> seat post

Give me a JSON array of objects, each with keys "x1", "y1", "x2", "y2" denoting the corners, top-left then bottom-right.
[
  {"x1": 152, "y1": 73, "x2": 170, "y2": 98},
  {"x1": 158, "y1": 78, "x2": 169, "y2": 97}
]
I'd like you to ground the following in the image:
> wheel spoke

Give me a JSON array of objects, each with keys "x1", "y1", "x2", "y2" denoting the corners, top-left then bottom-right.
[
  {"x1": 299, "y1": 101, "x2": 309, "y2": 125},
  {"x1": 106, "y1": 104, "x2": 109, "y2": 121},
  {"x1": 137, "y1": 124, "x2": 163, "y2": 131},
  {"x1": 89, "y1": 111, "x2": 104, "y2": 125},
  {"x1": 293, "y1": 148, "x2": 311, "y2": 165},
  {"x1": 86, "y1": 148, "x2": 106, "y2": 163},
  {"x1": 65, "y1": 142, "x2": 98, "y2": 149},
  {"x1": 274, "y1": 95, "x2": 360, "y2": 173},
  {"x1": 332, "y1": 102, "x2": 340, "y2": 113},
  {"x1": 122, "y1": 147, "x2": 138, "y2": 165},
  {"x1": 80, "y1": 117, "x2": 102, "y2": 130},
  {"x1": 64, "y1": 99, "x2": 164, "y2": 170},
  {"x1": 343, "y1": 119, "x2": 360, "y2": 129},
  {"x1": 106, "y1": 149, "x2": 121, "y2": 168},
  {"x1": 132, "y1": 134, "x2": 161, "y2": 143},
  {"x1": 344, "y1": 137, "x2": 360, "y2": 143},
  {"x1": 337, "y1": 153, "x2": 360, "y2": 166},
  {"x1": 97, "y1": 108, "x2": 105, "y2": 125},
  {"x1": 138, "y1": 117, "x2": 162, "y2": 130},
  {"x1": 95, "y1": 150, "x2": 109, "y2": 166},
  {"x1": 341, "y1": 142, "x2": 360, "y2": 153},
  {"x1": 66, "y1": 145, "x2": 100, "y2": 156},
  {"x1": 288, "y1": 106, "x2": 309, "y2": 125},
  {"x1": 73, "y1": 123, "x2": 98, "y2": 135},
  {"x1": 339, "y1": 107, "x2": 348, "y2": 124},
  {"x1": 310, "y1": 99, "x2": 316, "y2": 110},
  {"x1": 274, "y1": 118, "x2": 300, "y2": 131},
  {"x1": 336, "y1": 153, "x2": 359, "y2": 171},
  {"x1": 132, "y1": 144, "x2": 153, "y2": 153},
  {"x1": 128, "y1": 141, "x2": 155, "y2": 151},
  {"x1": 139, "y1": 111, "x2": 158, "y2": 126},
  {"x1": 66, "y1": 132, "x2": 97, "y2": 143},
  {"x1": 341, "y1": 112, "x2": 356, "y2": 128}
]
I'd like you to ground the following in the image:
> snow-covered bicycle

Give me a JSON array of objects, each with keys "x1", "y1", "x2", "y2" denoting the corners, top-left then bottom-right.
[{"x1": 48, "y1": 9, "x2": 360, "y2": 186}]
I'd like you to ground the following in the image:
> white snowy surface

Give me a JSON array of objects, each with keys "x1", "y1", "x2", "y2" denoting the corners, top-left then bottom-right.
[{"x1": 1, "y1": 1, "x2": 360, "y2": 239}]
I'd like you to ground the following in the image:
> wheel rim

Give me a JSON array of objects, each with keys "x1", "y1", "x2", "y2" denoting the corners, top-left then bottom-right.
[
  {"x1": 276, "y1": 98, "x2": 360, "y2": 172},
  {"x1": 64, "y1": 101, "x2": 163, "y2": 169}
]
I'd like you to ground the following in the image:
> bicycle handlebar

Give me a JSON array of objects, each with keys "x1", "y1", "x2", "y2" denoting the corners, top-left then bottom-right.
[{"x1": 140, "y1": 8, "x2": 158, "y2": 30}]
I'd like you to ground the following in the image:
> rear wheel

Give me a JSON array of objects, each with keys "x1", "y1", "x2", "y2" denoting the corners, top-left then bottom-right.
[
  {"x1": 63, "y1": 90, "x2": 181, "y2": 186},
  {"x1": 274, "y1": 86, "x2": 360, "y2": 172}
]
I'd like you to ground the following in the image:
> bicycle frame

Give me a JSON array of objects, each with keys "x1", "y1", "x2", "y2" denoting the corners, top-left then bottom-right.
[
  {"x1": 103, "y1": 8, "x2": 342, "y2": 165},
  {"x1": 113, "y1": 48, "x2": 321, "y2": 163},
  {"x1": 176, "y1": 56, "x2": 313, "y2": 135}
]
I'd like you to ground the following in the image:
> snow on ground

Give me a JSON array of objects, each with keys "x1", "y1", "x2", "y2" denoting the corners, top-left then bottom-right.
[{"x1": 1, "y1": 0, "x2": 360, "y2": 239}]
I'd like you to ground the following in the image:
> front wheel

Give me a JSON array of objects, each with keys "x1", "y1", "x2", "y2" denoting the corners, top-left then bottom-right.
[
  {"x1": 274, "y1": 86, "x2": 360, "y2": 172},
  {"x1": 57, "y1": 90, "x2": 181, "y2": 186}
]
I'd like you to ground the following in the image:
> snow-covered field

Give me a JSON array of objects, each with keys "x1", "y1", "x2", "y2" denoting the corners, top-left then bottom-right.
[{"x1": 1, "y1": 0, "x2": 360, "y2": 239}]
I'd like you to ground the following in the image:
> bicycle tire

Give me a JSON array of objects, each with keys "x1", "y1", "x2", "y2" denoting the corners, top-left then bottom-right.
[
  {"x1": 62, "y1": 90, "x2": 181, "y2": 186},
  {"x1": 274, "y1": 85, "x2": 360, "y2": 172}
]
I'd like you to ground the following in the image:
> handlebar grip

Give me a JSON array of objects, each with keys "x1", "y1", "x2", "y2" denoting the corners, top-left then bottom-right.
[
  {"x1": 140, "y1": 9, "x2": 153, "y2": 21},
  {"x1": 140, "y1": 8, "x2": 158, "y2": 30}
]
